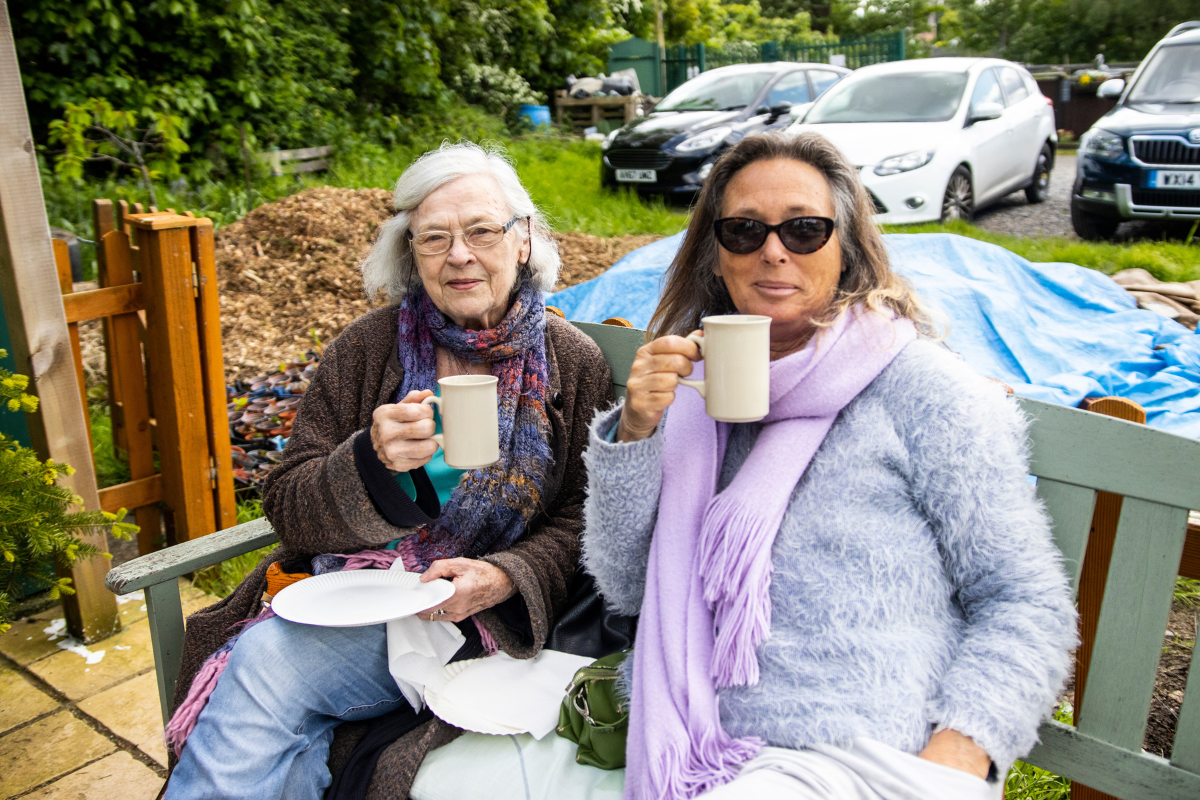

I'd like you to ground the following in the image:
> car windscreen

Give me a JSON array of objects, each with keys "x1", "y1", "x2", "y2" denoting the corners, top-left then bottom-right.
[
  {"x1": 805, "y1": 72, "x2": 969, "y2": 123},
  {"x1": 655, "y1": 71, "x2": 773, "y2": 112},
  {"x1": 1127, "y1": 43, "x2": 1200, "y2": 105}
]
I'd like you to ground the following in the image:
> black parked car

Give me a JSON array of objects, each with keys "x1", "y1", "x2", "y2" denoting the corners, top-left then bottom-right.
[
  {"x1": 600, "y1": 62, "x2": 849, "y2": 196},
  {"x1": 1071, "y1": 21, "x2": 1200, "y2": 239}
]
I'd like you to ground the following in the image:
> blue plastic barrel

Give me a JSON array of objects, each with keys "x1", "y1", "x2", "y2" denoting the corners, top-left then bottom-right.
[{"x1": 518, "y1": 104, "x2": 552, "y2": 128}]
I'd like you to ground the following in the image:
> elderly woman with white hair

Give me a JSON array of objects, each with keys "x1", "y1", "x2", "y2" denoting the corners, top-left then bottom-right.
[{"x1": 163, "y1": 142, "x2": 613, "y2": 800}]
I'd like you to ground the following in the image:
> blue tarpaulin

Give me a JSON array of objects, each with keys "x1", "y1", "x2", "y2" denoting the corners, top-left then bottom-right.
[{"x1": 550, "y1": 233, "x2": 1200, "y2": 439}]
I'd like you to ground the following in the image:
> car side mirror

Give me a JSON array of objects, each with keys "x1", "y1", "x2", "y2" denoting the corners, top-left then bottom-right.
[
  {"x1": 1097, "y1": 78, "x2": 1125, "y2": 100},
  {"x1": 968, "y1": 101, "x2": 1004, "y2": 124},
  {"x1": 767, "y1": 101, "x2": 794, "y2": 121}
]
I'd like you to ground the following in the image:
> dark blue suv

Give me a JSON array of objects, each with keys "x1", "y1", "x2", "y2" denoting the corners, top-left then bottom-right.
[{"x1": 1071, "y1": 21, "x2": 1200, "y2": 239}]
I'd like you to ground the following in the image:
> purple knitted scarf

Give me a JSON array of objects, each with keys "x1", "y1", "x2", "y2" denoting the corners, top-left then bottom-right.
[
  {"x1": 626, "y1": 307, "x2": 916, "y2": 800},
  {"x1": 393, "y1": 281, "x2": 553, "y2": 570}
]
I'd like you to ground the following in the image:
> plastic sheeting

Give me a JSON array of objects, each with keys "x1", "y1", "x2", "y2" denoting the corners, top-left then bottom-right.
[{"x1": 550, "y1": 232, "x2": 1200, "y2": 439}]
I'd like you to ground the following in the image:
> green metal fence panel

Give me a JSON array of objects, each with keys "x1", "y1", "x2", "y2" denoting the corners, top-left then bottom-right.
[
  {"x1": 663, "y1": 44, "x2": 705, "y2": 94},
  {"x1": 609, "y1": 36, "x2": 662, "y2": 97}
]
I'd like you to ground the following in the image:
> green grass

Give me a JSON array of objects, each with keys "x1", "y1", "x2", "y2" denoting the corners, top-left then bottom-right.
[
  {"x1": 1176, "y1": 577, "x2": 1200, "y2": 608},
  {"x1": 885, "y1": 220, "x2": 1200, "y2": 284}
]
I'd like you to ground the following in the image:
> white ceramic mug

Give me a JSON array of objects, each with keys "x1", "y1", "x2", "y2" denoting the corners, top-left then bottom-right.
[
  {"x1": 678, "y1": 314, "x2": 771, "y2": 422},
  {"x1": 420, "y1": 375, "x2": 501, "y2": 469}
]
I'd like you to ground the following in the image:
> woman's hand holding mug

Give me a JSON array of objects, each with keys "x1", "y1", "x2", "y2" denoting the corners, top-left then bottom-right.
[
  {"x1": 617, "y1": 334, "x2": 702, "y2": 443},
  {"x1": 371, "y1": 389, "x2": 438, "y2": 472}
]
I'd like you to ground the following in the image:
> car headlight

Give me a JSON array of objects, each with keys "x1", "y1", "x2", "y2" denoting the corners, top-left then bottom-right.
[
  {"x1": 601, "y1": 129, "x2": 620, "y2": 151},
  {"x1": 874, "y1": 150, "x2": 935, "y2": 176},
  {"x1": 1082, "y1": 129, "x2": 1125, "y2": 161},
  {"x1": 676, "y1": 127, "x2": 732, "y2": 153}
]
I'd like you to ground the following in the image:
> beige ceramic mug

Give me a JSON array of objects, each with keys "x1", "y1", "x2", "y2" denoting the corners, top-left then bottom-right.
[
  {"x1": 420, "y1": 375, "x2": 501, "y2": 469},
  {"x1": 678, "y1": 314, "x2": 771, "y2": 422}
]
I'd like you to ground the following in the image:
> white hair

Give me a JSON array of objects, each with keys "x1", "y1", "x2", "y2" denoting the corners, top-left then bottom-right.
[{"x1": 361, "y1": 141, "x2": 561, "y2": 303}]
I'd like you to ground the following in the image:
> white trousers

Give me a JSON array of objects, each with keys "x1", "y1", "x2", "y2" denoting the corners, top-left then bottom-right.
[{"x1": 699, "y1": 739, "x2": 1003, "y2": 800}]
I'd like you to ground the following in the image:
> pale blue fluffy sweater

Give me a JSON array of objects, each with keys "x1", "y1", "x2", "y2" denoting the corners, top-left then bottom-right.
[{"x1": 581, "y1": 338, "x2": 1077, "y2": 770}]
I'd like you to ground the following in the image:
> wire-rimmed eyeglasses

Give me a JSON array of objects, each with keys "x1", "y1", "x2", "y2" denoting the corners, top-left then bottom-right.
[{"x1": 409, "y1": 215, "x2": 528, "y2": 256}]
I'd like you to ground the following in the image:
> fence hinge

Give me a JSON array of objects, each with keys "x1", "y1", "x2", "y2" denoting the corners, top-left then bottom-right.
[
  {"x1": 208, "y1": 456, "x2": 217, "y2": 488},
  {"x1": 192, "y1": 260, "x2": 201, "y2": 298}
]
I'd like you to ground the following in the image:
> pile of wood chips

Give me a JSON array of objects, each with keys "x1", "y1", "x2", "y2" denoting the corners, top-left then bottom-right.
[{"x1": 214, "y1": 187, "x2": 662, "y2": 381}]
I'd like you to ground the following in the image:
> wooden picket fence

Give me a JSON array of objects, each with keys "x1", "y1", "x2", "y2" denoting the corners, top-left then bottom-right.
[{"x1": 53, "y1": 199, "x2": 236, "y2": 556}]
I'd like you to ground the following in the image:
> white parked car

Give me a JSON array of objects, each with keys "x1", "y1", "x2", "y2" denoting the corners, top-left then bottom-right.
[{"x1": 789, "y1": 58, "x2": 1057, "y2": 223}]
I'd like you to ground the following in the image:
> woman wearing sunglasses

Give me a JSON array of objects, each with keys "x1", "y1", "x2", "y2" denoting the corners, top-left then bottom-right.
[{"x1": 582, "y1": 132, "x2": 1075, "y2": 800}]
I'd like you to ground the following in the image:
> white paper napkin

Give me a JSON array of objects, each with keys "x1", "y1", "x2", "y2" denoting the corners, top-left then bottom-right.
[
  {"x1": 426, "y1": 649, "x2": 594, "y2": 739},
  {"x1": 385, "y1": 557, "x2": 464, "y2": 711}
]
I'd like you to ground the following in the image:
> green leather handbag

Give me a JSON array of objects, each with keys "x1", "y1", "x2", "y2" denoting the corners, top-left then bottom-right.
[{"x1": 555, "y1": 649, "x2": 630, "y2": 770}]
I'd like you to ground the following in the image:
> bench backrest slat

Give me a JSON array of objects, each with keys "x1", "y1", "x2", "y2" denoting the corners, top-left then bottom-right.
[
  {"x1": 1077, "y1": 498, "x2": 1189, "y2": 750},
  {"x1": 1021, "y1": 398, "x2": 1200, "y2": 509},
  {"x1": 1033, "y1": 477, "x2": 1097, "y2": 596},
  {"x1": 572, "y1": 321, "x2": 643, "y2": 399}
]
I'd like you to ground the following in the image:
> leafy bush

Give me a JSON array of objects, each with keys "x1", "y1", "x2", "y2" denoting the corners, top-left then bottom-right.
[{"x1": 0, "y1": 352, "x2": 136, "y2": 634}]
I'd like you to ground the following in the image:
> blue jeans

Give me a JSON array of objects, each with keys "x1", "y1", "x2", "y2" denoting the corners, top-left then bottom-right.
[{"x1": 165, "y1": 616, "x2": 406, "y2": 800}]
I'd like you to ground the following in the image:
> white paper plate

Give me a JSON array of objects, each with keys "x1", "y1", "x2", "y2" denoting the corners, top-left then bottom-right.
[
  {"x1": 271, "y1": 570, "x2": 454, "y2": 627},
  {"x1": 424, "y1": 651, "x2": 593, "y2": 738}
]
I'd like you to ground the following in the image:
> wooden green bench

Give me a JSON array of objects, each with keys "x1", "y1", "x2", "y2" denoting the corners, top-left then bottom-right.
[{"x1": 104, "y1": 321, "x2": 1200, "y2": 798}]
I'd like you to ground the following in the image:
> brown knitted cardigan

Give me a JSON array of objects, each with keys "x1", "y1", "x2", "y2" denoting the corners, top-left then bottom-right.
[{"x1": 169, "y1": 305, "x2": 613, "y2": 798}]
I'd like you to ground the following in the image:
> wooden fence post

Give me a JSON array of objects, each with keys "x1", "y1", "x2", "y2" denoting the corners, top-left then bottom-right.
[
  {"x1": 0, "y1": 2, "x2": 119, "y2": 641},
  {"x1": 101, "y1": 228, "x2": 161, "y2": 553},
  {"x1": 132, "y1": 213, "x2": 232, "y2": 541},
  {"x1": 192, "y1": 221, "x2": 237, "y2": 531}
]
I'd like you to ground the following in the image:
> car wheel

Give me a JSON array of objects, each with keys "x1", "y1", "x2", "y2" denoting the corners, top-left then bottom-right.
[
  {"x1": 1070, "y1": 199, "x2": 1120, "y2": 240},
  {"x1": 941, "y1": 167, "x2": 973, "y2": 222},
  {"x1": 1025, "y1": 145, "x2": 1051, "y2": 204}
]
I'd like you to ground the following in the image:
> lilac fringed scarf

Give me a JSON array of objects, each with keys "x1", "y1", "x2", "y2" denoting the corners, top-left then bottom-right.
[
  {"x1": 626, "y1": 307, "x2": 916, "y2": 800},
  {"x1": 393, "y1": 282, "x2": 553, "y2": 570}
]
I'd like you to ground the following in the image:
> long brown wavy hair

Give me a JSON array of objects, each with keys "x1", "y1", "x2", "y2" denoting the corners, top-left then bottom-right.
[{"x1": 647, "y1": 131, "x2": 936, "y2": 339}]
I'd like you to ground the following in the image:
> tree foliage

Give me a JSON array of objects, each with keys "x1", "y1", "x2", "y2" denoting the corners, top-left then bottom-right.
[
  {"x1": 12, "y1": 0, "x2": 627, "y2": 178},
  {"x1": 0, "y1": 351, "x2": 136, "y2": 634},
  {"x1": 951, "y1": 0, "x2": 1200, "y2": 64},
  {"x1": 48, "y1": 98, "x2": 188, "y2": 206},
  {"x1": 14, "y1": 0, "x2": 1200, "y2": 188}
]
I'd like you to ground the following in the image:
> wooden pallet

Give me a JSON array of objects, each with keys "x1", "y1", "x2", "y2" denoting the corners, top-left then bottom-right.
[{"x1": 554, "y1": 90, "x2": 658, "y2": 134}]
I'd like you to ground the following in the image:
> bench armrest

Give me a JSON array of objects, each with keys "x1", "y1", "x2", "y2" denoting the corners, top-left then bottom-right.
[
  {"x1": 105, "y1": 517, "x2": 279, "y2": 595},
  {"x1": 104, "y1": 517, "x2": 278, "y2": 725}
]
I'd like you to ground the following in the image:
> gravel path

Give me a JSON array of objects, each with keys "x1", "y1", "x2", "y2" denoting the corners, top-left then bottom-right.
[
  {"x1": 971, "y1": 153, "x2": 1193, "y2": 242},
  {"x1": 972, "y1": 153, "x2": 1077, "y2": 239}
]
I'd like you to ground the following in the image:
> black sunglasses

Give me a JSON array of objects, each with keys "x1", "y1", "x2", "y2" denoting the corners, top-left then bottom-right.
[{"x1": 712, "y1": 216, "x2": 837, "y2": 255}]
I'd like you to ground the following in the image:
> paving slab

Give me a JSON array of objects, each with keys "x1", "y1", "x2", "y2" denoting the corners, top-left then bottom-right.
[
  {"x1": 0, "y1": 660, "x2": 59, "y2": 735},
  {"x1": 0, "y1": 710, "x2": 114, "y2": 797},
  {"x1": 23, "y1": 751, "x2": 163, "y2": 799},
  {"x1": 79, "y1": 671, "x2": 168, "y2": 767},
  {"x1": 0, "y1": 609, "x2": 70, "y2": 667},
  {"x1": 114, "y1": 589, "x2": 149, "y2": 628},
  {"x1": 27, "y1": 619, "x2": 154, "y2": 702}
]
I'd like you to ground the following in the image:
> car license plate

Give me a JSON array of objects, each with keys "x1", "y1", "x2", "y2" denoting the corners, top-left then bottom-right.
[
  {"x1": 1149, "y1": 170, "x2": 1199, "y2": 188},
  {"x1": 616, "y1": 169, "x2": 656, "y2": 183}
]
